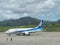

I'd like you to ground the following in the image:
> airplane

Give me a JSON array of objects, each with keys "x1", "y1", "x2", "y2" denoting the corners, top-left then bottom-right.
[{"x1": 5, "y1": 20, "x2": 43, "y2": 36}]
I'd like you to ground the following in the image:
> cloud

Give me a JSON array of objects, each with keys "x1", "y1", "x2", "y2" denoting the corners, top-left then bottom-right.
[
  {"x1": 0, "y1": 0, "x2": 60, "y2": 21},
  {"x1": 22, "y1": 13, "x2": 29, "y2": 17}
]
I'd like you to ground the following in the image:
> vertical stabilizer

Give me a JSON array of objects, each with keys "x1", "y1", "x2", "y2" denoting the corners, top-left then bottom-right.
[{"x1": 36, "y1": 20, "x2": 43, "y2": 28}]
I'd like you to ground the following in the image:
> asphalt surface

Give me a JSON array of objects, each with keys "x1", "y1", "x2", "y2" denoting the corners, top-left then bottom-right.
[{"x1": 0, "y1": 32, "x2": 60, "y2": 45}]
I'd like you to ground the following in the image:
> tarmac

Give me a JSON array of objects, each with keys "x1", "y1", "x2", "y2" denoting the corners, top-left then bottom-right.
[{"x1": 0, "y1": 32, "x2": 60, "y2": 45}]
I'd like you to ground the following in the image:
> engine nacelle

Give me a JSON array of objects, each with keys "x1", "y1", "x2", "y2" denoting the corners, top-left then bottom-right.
[
  {"x1": 25, "y1": 32, "x2": 29, "y2": 34},
  {"x1": 23, "y1": 32, "x2": 30, "y2": 36}
]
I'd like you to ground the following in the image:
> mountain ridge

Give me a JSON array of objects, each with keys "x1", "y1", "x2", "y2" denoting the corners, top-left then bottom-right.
[
  {"x1": 0, "y1": 16, "x2": 60, "y2": 26},
  {"x1": 0, "y1": 16, "x2": 40, "y2": 26}
]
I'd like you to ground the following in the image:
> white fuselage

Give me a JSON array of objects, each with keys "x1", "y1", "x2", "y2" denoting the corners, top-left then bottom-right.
[{"x1": 5, "y1": 28, "x2": 33, "y2": 34}]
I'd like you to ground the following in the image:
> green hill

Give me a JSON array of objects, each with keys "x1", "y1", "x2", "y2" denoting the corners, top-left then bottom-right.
[{"x1": 0, "y1": 17, "x2": 40, "y2": 26}]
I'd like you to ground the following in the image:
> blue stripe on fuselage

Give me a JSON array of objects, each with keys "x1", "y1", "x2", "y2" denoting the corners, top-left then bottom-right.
[{"x1": 17, "y1": 28, "x2": 42, "y2": 32}]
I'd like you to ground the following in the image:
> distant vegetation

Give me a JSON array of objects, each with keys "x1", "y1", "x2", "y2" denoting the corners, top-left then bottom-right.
[
  {"x1": 43, "y1": 24, "x2": 60, "y2": 32},
  {"x1": 0, "y1": 16, "x2": 60, "y2": 32}
]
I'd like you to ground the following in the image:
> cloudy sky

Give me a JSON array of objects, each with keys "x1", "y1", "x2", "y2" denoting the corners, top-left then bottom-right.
[{"x1": 0, "y1": 0, "x2": 60, "y2": 21}]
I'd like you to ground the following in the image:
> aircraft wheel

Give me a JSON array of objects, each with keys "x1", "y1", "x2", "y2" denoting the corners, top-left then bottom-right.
[
  {"x1": 23, "y1": 33, "x2": 25, "y2": 36},
  {"x1": 23, "y1": 33, "x2": 30, "y2": 36}
]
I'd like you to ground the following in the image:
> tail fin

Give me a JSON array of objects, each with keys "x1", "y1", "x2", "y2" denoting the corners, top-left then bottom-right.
[{"x1": 36, "y1": 20, "x2": 43, "y2": 28}]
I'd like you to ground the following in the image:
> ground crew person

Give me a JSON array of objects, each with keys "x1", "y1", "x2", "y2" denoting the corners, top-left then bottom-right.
[{"x1": 11, "y1": 38, "x2": 12, "y2": 42}]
